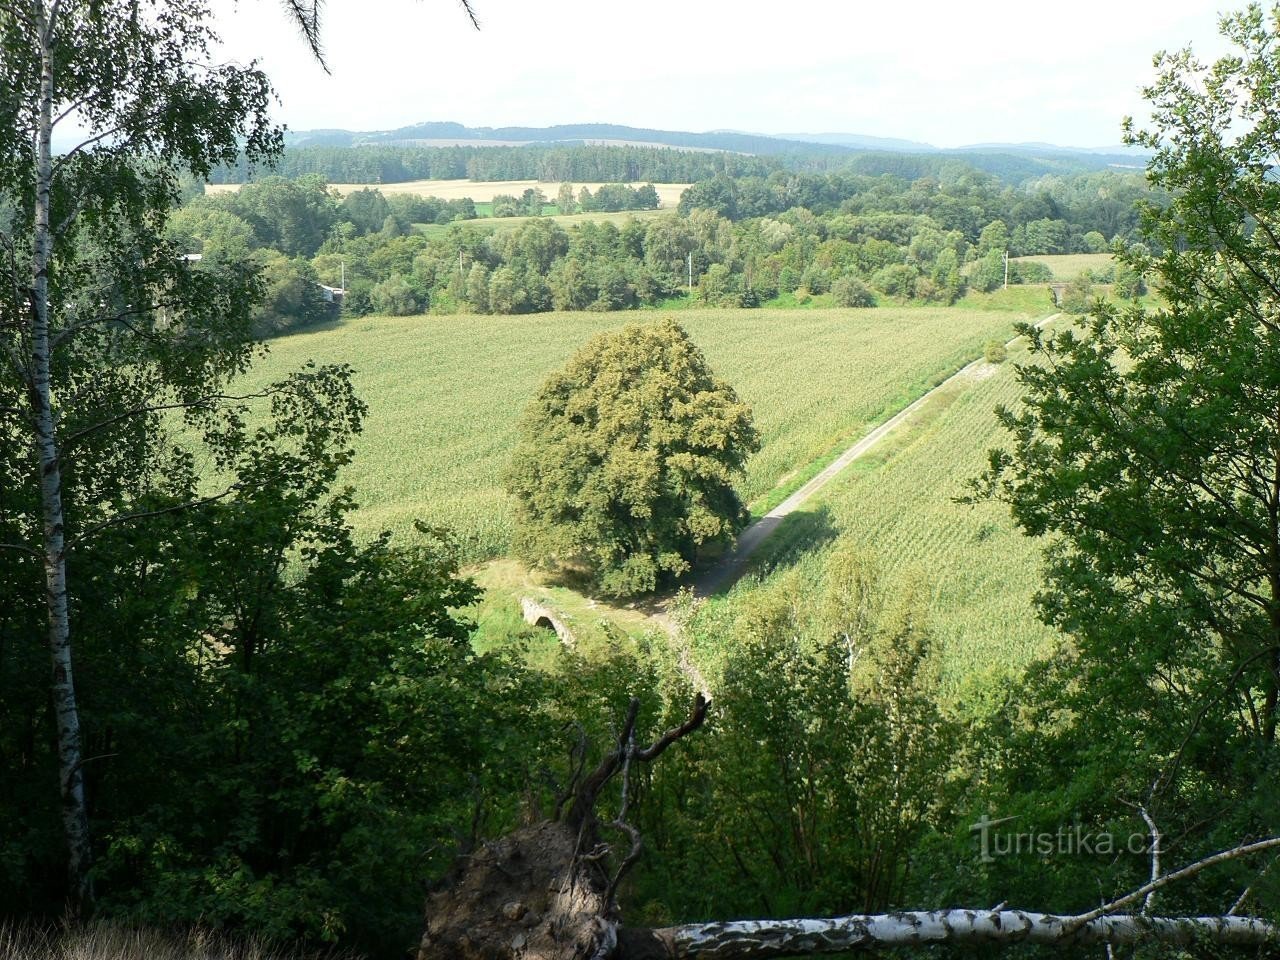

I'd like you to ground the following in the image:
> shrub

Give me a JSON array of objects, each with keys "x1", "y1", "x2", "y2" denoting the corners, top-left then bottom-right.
[
  {"x1": 1060, "y1": 272, "x2": 1095, "y2": 314},
  {"x1": 831, "y1": 275, "x2": 877, "y2": 308},
  {"x1": 984, "y1": 340, "x2": 1008, "y2": 364}
]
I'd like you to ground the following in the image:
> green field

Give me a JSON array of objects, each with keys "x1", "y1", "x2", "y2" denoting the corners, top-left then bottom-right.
[
  {"x1": 708, "y1": 329, "x2": 1060, "y2": 698},
  {"x1": 242, "y1": 302, "x2": 1042, "y2": 563},
  {"x1": 1013, "y1": 252, "x2": 1115, "y2": 279}
]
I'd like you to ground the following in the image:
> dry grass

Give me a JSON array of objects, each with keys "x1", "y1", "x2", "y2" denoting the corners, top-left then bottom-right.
[
  {"x1": 205, "y1": 179, "x2": 690, "y2": 207},
  {"x1": 0, "y1": 922, "x2": 355, "y2": 960}
]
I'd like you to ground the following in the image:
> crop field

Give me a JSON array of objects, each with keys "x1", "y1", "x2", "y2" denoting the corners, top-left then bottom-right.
[
  {"x1": 238, "y1": 303, "x2": 1042, "y2": 563},
  {"x1": 206, "y1": 178, "x2": 690, "y2": 207},
  {"x1": 713, "y1": 330, "x2": 1060, "y2": 696},
  {"x1": 1013, "y1": 252, "x2": 1115, "y2": 279}
]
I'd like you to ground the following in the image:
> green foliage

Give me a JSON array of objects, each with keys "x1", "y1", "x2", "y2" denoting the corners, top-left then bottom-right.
[
  {"x1": 1058, "y1": 271, "x2": 1094, "y2": 313},
  {"x1": 637, "y1": 555, "x2": 959, "y2": 919},
  {"x1": 253, "y1": 252, "x2": 334, "y2": 335},
  {"x1": 1009, "y1": 259, "x2": 1053, "y2": 283},
  {"x1": 229, "y1": 175, "x2": 336, "y2": 257},
  {"x1": 983, "y1": 339, "x2": 1008, "y2": 364},
  {"x1": 1112, "y1": 262, "x2": 1147, "y2": 299},
  {"x1": 831, "y1": 274, "x2": 877, "y2": 307},
  {"x1": 506, "y1": 319, "x2": 759, "y2": 596},
  {"x1": 369, "y1": 273, "x2": 423, "y2": 316},
  {"x1": 976, "y1": 2, "x2": 1280, "y2": 920},
  {"x1": 338, "y1": 187, "x2": 391, "y2": 235}
]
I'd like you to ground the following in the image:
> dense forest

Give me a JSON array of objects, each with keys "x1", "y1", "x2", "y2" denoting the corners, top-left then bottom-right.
[{"x1": 206, "y1": 141, "x2": 1147, "y2": 188}]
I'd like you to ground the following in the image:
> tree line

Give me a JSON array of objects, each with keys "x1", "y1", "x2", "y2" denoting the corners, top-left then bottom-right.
[
  {"x1": 205, "y1": 143, "x2": 778, "y2": 186},
  {"x1": 171, "y1": 163, "x2": 1151, "y2": 331}
]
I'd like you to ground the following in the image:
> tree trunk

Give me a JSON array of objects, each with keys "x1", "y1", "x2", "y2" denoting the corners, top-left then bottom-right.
[
  {"x1": 30, "y1": 0, "x2": 93, "y2": 916},
  {"x1": 419, "y1": 698, "x2": 1280, "y2": 959},
  {"x1": 627, "y1": 910, "x2": 1279, "y2": 957}
]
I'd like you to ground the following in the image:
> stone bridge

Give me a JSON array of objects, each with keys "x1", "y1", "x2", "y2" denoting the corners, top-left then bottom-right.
[{"x1": 519, "y1": 597, "x2": 575, "y2": 647}]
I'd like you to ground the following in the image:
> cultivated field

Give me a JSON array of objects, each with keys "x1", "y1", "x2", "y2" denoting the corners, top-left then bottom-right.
[
  {"x1": 206, "y1": 178, "x2": 691, "y2": 207},
  {"x1": 718, "y1": 328, "x2": 1060, "y2": 694},
  {"x1": 1013, "y1": 252, "x2": 1115, "y2": 279},
  {"x1": 241, "y1": 304, "x2": 1039, "y2": 563}
]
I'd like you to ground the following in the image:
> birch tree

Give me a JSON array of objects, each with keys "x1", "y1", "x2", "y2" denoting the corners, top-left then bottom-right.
[{"x1": 1, "y1": 0, "x2": 296, "y2": 915}]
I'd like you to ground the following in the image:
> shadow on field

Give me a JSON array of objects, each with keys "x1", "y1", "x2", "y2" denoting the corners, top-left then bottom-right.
[
  {"x1": 687, "y1": 504, "x2": 840, "y2": 597},
  {"x1": 746, "y1": 504, "x2": 840, "y2": 581}
]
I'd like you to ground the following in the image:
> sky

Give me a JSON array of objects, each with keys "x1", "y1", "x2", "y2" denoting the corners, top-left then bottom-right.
[{"x1": 208, "y1": 0, "x2": 1233, "y2": 148}]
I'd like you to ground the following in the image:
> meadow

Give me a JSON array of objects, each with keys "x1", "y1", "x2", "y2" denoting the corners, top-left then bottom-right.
[
  {"x1": 710, "y1": 327, "x2": 1060, "y2": 697},
  {"x1": 242, "y1": 301, "x2": 1043, "y2": 563}
]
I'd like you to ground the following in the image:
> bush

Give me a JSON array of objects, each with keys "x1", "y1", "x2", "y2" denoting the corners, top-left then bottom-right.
[
  {"x1": 370, "y1": 273, "x2": 422, "y2": 316},
  {"x1": 984, "y1": 339, "x2": 1009, "y2": 364},
  {"x1": 832, "y1": 275, "x2": 877, "y2": 308},
  {"x1": 1060, "y1": 272, "x2": 1095, "y2": 314},
  {"x1": 1113, "y1": 264, "x2": 1147, "y2": 300},
  {"x1": 1010, "y1": 260, "x2": 1053, "y2": 284}
]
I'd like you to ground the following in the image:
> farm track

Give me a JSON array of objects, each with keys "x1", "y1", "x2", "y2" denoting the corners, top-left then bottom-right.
[{"x1": 685, "y1": 313, "x2": 1061, "y2": 599}]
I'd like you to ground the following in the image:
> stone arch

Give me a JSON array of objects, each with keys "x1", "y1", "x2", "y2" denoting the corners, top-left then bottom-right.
[{"x1": 520, "y1": 597, "x2": 575, "y2": 648}]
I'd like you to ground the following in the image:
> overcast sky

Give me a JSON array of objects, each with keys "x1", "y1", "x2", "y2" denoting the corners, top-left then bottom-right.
[{"x1": 208, "y1": 0, "x2": 1232, "y2": 148}]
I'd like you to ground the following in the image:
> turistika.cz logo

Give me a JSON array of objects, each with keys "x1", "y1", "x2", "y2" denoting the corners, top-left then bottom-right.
[{"x1": 970, "y1": 813, "x2": 1151, "y2": 863}]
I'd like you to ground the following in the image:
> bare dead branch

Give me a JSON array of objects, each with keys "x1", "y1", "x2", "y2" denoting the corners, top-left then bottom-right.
[{"x1": 636, "y1": 693, "x2": 709, "y2": 761}]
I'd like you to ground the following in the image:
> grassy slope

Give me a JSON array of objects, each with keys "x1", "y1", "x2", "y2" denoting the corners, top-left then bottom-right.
[{"x1": 241, "y1": 301, "x2": 1040, "y2": 563}]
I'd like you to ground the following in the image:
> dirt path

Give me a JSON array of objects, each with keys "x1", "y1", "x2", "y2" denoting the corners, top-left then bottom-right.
[{"x1": 686, "y1": 314, "x2": 1061, "y2": 598}]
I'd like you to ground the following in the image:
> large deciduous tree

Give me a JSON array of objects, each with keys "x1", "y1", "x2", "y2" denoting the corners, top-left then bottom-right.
[{"x1": 506, "y1": 319, "x2": 758, "y2": 597}]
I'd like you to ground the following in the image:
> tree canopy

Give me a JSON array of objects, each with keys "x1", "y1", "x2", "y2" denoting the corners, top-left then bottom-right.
[
  {"x1": 975, "y1": 0, "x2": 1280, "y2": 916},
  {"x1": 507, "y1": 319, "x2": 758, "y2": 596}
]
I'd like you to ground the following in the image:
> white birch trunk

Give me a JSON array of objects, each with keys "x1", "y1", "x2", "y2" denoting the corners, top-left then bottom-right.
[
  {"x1": 642, "y1": 910, "x2": 1279, "y2": 957},
  {"x1": 30, "y1": 0, "x2": 93, "y2": 915}
]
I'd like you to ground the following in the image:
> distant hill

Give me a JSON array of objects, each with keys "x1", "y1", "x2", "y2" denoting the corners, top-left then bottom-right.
[
  {"x1": 284, "y1": 122, "x2": 857, "y2": 157},
  {"x1": 270, "y1": 121, "x2": 1151, "y2": 184},
  {"x1": 776, "y1": 131, "x2": 938, "y2": 152}
]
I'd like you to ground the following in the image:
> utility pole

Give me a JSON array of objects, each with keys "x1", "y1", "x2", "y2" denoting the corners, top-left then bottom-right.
[
  {"x1": 1003, "y1": 250, "x2": 1009, "y2": 290},
  {"x1": 340, "y1": 259, "x2": 345, "y2": 290},
  {"x1": 688, "y1": 251, "x2": 693, "y2": 296}
]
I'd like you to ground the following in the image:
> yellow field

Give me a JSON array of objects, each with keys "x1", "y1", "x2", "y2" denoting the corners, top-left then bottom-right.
[{"x1": 206, "y1": 179, "x2": 691, "y2": 208}]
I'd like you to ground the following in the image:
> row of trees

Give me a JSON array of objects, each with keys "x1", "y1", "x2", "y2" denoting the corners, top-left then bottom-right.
[
  {"x1": 170, "y1": 168, "x2": 1151, "y2": 331},
  {"x1": 206, "y1": 143, "x2": 776, "y2": 185},
  {"x1": 678, "y1": 167, "x2": 1150, "y2": 246}
]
